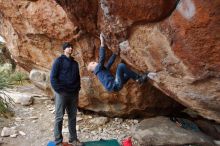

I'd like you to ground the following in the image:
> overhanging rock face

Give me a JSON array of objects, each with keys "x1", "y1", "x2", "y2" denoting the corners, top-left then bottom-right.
[{"x1": 0, "y1": 0, "x2": 219, "y2": 121}]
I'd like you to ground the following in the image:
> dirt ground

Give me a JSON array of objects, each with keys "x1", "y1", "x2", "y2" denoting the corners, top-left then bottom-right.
[
  {"x1": 0, "y1": 85, "x2": 55, "y2": 146},
  {"x1": 1, "y1": 103, "x2": 54, "y2": 146},
  {"x1": 0, "y1": 85, "x2": 139, "y2": 146}
]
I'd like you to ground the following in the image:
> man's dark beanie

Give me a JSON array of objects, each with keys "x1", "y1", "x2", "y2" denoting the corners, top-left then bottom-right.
[{"x1": 62, "y1": 42, "x2": 72, "y2": 50}]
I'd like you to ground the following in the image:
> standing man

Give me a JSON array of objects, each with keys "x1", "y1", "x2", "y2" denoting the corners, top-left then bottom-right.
[{"x1": 50, "y1": 42, "x2": 83, "y2": 146}]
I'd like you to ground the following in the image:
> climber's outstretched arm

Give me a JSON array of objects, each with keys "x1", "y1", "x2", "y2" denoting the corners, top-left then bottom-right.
[{"x1": 98, "y1": 33, "x2": 106, "y2": 67}]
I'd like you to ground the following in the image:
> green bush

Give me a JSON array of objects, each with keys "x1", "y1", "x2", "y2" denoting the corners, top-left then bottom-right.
[
  {"x1": 0, "y1": 71, "x2": 13, "y2": 116},
  {"x1": 0, "y1": 70, "x2": 28, "y2": 116},
  {"x1": 0, "y1": 92, "x2": 13, "y2": 115},
  {"x1": 10, "y1": 71, "x2": 29, "y2": 85},
  {"x1": 0, "y1": 71, "x2": 11, "y2": 89}
]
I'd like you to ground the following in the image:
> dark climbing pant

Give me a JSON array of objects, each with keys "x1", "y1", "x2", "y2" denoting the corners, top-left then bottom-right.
[
  {"x1": 54, "y1": 91, "x2": 78, "y2": 145},
  {"x1": 113, "y1": 63, "x2": 139, "y2": 91}
]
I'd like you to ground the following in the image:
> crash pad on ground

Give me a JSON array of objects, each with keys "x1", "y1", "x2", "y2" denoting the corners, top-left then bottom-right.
[{"x1": 84, "y1": 139, "x2": 120, "y2": 146}]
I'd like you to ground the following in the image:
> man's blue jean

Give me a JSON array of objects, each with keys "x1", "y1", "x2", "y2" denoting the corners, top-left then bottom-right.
[
  {"x1": 54, "y1": 91, "x2": 78, "y2": 145},
  {"x1": 113, "y1": 63, "x2": 139, "y2": 91}
]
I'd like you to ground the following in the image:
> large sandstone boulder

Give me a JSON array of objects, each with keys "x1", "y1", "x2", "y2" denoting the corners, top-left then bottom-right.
[
  {"x1": 0, "y1": 0, "x2": 78, "y2": 71},
  {"x1": 131, "y1": 117, "x2": 214, "y2": 146},
  {"x1": 29, "y1": 69, "x2": 52, "y2": 96},
  {"x1": 0, "y1": 0, "x2": 219, "y2": 121}
]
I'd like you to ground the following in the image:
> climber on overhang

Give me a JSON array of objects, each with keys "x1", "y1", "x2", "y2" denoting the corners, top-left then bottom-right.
[{"x1": 87, "y1": 33, "x2": 157, "y2": 92}]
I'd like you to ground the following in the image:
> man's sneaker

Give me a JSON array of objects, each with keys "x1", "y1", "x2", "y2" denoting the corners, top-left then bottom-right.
[
  {"x1": 137, "y1": 72, "x2": 149, "y2": 84},
  {"x1": 69, "y1": 139, "x2": 84, "y2": 146}
]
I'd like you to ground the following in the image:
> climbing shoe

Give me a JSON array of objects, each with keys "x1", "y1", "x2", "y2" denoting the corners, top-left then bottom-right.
[
  {"x1": 137, "y1": 72, "x2": 149, "y2": 84},
  {"x1": 147, "y1": 72, "x2": 157, "y2": 80}
]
